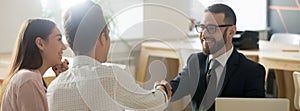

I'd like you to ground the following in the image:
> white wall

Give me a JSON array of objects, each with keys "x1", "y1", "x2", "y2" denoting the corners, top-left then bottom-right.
[
  {"x1": 143, "y1": 0, "x2": 267, "y2": 40},
  {"x1": 96, "y1": 0, "x2": 144, "y2": 40},
  {"x1": 226, "y1": 0, "x2": 267, "y2": 30},
  {"x1": 0, "y1": 0, "x2": 42, "y2": 53},
  {"x1": 144, "y1": 0, "x2": 192, "y2": 40},
  {"x1": 199, "y1": 0, "x2": 267, "y2": 31},
  {"x1": 0, "y1": 0, "x2": 267, "y2": 53}
]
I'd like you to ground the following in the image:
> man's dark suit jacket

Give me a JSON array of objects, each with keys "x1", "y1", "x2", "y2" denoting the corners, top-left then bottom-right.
[{"x1": 170, "y1": 49, "x2": 265, "y2": 111}]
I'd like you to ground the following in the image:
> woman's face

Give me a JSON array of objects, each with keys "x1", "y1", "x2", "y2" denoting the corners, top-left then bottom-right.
[{"x1": 42, "y1": 27, "x2": 67, "y2": 66}]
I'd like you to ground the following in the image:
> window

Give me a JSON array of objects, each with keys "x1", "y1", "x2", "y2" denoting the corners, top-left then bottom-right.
[
  {"x1": 40, "y1": 0, "x2": 87, "y2": 44},
  {"x1": 40, "y1": 0, "x2": 144, "y2": 41},
  {"x1": 196, "y1": 0, "x2": 267, "y2": 31}
]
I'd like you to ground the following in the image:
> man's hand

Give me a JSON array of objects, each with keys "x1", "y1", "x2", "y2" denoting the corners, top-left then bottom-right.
[
  {"x1": 52, "y1": 59, "x2": 69, "y2": 76},
  {"x1": 155, "y1": 80, "x2": 172, "y2": 100}
]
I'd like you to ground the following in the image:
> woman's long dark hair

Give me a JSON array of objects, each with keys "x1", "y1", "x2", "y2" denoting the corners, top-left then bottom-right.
[{"x1": 0, "y1": 18, "x2": 56, "y2": 103}]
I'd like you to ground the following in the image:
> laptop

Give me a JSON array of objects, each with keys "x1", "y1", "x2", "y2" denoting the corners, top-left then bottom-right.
[{"x1": 215, "y1": 97, "x2": 289, "y2": 111}]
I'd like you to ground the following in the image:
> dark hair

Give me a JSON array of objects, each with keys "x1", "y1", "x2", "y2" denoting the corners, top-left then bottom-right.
[
  {"x1": 0, "y1": 18, "x2": 56, "y2": 103},
  {"x1": 63, "y1": 0, "x2": 107, "y2": 55},
  {"x1": 205, "y1": 4, "x2": 236, "y2": 25}
]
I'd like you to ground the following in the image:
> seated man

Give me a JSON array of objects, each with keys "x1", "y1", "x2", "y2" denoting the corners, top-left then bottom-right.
[
  {"x1": 169, "y1": 4, "x2": 265, "y2": 111},
  {"x1": 47, "y1": 1, "x2": 171, "y2": 111}
]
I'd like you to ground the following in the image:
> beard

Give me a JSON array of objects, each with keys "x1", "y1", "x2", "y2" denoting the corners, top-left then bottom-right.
[{"x1": 201, "y1": 28, "x2": 228, "y2": 55}]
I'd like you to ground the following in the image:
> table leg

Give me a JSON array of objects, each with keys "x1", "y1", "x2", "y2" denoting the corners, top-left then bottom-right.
[
  {"x1": 283, "y1": 71, "x2": 296, "y2": 111},
  {"x1": 166, "y1": 58, "x2": 179, "y2": 80},
  {"x1": 275, "y1": 70, "x2": 296, "y2": 111},
  {"x1": 0, "y1": 80, "x2": 2, "y2": 89},
  {"x1": 136, "y1": 47, "x2": 150, "y2": 85},
  {"x1": 275, "y1": 70, "x2": 285, "y2": 98}
]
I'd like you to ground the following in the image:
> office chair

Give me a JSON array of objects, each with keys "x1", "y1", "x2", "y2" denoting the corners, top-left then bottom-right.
[
  {"x1": 269, "y1": 33, "x2": 300, "y2": 99},
  {"x1": 293, "y1": 72, "x2": 300, "y2": 111},
  {"x1": 43, "y1": 76, "x2": 56, "y2": 87},
  {"x1": 270, "y1": 33, "x2": 300, "y2": 45}
]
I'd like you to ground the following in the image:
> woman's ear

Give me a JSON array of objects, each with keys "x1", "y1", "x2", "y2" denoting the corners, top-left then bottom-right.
[{"x1": 35, "y1": 37, "x2": 45, "y2": 51}]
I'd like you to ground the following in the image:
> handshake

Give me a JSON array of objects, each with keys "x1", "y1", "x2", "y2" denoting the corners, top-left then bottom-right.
[{"x1": 154, "y1": 80, "x2": 172, "y2": 100}]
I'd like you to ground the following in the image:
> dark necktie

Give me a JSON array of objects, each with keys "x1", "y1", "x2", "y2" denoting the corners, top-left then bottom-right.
[
  {"x1": 206, "y1": 60, "x2": 219, "y2": 84},
  {"x1": 201, "y1": 59, "x2": 220, "y2": 111}
]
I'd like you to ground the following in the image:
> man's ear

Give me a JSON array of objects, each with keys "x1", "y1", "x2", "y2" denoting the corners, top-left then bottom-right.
[
  {"x1": 98, "y1": 33, "x2": 106, "y2": 46},
  {"x1": 35, "y1": 37, "x2": 45, "y2": 51},
  {"x1": 229, "y1": 26, "x2": 237, "y2": 36}
]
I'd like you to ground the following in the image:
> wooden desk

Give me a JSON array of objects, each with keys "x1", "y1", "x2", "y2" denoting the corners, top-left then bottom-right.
[
  {"x1": 136, "y1": 39, "x2": 259, "y2": 110},
  {"x1": 0, "y1": 54, "x2": 125, "y2": 87},
  {"x1": 136, "y1": 40, "x2": 300, "y2": 111},
  {"x1": 259, "y1": 41, "x2": 300, "y2": 111},
  {"x1": 0, "y1": 53, "x2": 12, "y2": 86},
  {"x1": 136, "y1": 39, "x2": 259, "y2": 84},
  {"x1": 0, "y1": 54, "x2": 71, "y2": 87}
]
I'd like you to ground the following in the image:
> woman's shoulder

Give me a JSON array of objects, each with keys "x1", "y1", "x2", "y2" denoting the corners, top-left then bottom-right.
[
  {"x1": 10, "y1": 69, "x2": 42, "y2": 85},
  {"x1": 16, "y1": 69, "x2": 41, "y2": 78}
]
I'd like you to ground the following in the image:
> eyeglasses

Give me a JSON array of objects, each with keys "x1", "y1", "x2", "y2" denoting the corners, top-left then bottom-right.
[{"x1": 195, "y1": 24, "x2": 233, "y2": 34}]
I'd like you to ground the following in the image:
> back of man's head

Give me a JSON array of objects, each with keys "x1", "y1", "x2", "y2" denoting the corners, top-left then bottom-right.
[
  {"x1": 63, "y1": 0, "x2": 107, "y2": 55},
  {"x1": 205, "y1": 4, "x2": 236, "y2": 25}
]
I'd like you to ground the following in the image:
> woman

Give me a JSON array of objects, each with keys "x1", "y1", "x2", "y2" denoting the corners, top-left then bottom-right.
[{"x1": 0, "y1": 18, "x2": 67, "y2": 111}]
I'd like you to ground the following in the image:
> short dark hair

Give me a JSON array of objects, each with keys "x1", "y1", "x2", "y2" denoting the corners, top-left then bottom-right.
[
  {"x1": 63, "y1": 1, "x2": 107, "y2": 55},
  {"x1": 205, "y1": 4, "x2": 236, "y2": 25}
]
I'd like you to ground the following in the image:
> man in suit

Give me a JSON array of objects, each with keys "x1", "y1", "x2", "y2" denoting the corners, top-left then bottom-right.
[{"x1": 169, "y1": 4, "x2": 265, "y2": 111}]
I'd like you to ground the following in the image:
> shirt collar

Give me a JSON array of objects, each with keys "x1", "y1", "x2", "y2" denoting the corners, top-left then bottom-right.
[
  {"x1": 208, "y1": 46, "x2": 233, "y2": 67},
  {"x1": 72, "y1": 55, "x2": 101, "y2": 68}
]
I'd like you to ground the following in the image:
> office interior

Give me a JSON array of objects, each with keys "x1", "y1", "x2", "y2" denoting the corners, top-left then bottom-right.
[{"x1": 0, "y1": 0, "x2": 300, "y2": 111}]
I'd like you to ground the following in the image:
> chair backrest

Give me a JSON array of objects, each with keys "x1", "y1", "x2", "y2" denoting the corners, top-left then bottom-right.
[
  {"x1": 270, "y1": 33, "x2": 300, "y2": 45},
  {"x1": 43, "y1": 76, "x2": 56, "y2": 87},
  {"x1": 215, "y1": 97, "x2": 289, "y2": 111},
  {"x1": 293, "y1": 71, "x2": 300, "y2": 110}
]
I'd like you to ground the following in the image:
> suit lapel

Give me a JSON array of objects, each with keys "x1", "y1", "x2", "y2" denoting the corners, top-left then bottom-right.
[
  {"x1": 218, "y1": 49, "x2": 240, "y2": 96},
  {"x1": 195, "y1": 53, "x2": 209, "y2": 101},
  {"x1": 197, "y1": 53, "x2": 209, "y2": 85}
]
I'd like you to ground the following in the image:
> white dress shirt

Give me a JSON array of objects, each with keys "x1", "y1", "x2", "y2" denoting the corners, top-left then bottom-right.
[
  {"x1": 208, "y1": 47, "x2": 233, "y2": 86},
  {"x1": 47, "y1": 56, "x2": 168, "y2": 111}
]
